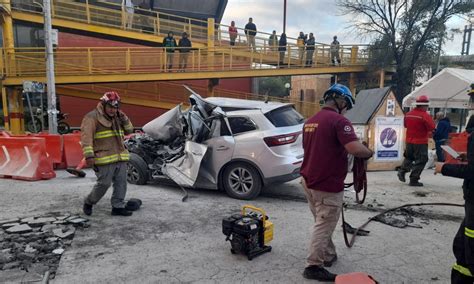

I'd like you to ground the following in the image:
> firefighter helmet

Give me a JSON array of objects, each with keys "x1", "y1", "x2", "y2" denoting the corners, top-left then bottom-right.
[
  {"x1": 100, "y1": 91, "x2": 121, "y2": 108},
  {"x1": 323, "y1": 84, "x2": 355, "y2": 110}
]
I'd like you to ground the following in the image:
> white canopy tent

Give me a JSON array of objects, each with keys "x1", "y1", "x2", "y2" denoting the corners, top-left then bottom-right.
[{"x1": 402, "y1": 68, "x2": 474, "y2": 109}]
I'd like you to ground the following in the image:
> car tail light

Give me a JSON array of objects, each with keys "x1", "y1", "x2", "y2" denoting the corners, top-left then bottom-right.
[{"x1": 264, "y1": 132, "x2": 301, "y2": 147}]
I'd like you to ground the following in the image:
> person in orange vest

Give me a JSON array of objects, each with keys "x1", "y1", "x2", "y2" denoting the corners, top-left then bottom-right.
[
  {"x1": 434, "y1": 87, "x2": 474, "y2": 283},
  {"x1": 81, "y1": 92, "x2": 135, "y2": 216},
  {"x1": 397, "y1": 95, "x2": 436, "y2": 186}
]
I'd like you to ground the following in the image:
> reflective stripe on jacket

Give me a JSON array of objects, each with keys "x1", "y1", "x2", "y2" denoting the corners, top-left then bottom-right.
[
  {"x1": 404, "y1": 107, "x2": 435, "y2": 144},
  {"x1": 80, "y1": 103, "x2": 134, "y2": 166}
]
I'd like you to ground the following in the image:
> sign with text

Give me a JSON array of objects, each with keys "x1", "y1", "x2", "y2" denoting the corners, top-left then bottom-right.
[{"x1": 374, "y1": 116, "x2": 404, "y2": 161}]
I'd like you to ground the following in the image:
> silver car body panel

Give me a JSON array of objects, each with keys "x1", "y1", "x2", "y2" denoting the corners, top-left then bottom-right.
[{"x1": 140, "y1": 89, "x2": 304, "y2": 189}]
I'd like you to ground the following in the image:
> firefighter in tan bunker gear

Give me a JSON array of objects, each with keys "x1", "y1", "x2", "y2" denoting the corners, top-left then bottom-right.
[{"x1": 81, "y1": 92, "x2": 135, "y2": 217}]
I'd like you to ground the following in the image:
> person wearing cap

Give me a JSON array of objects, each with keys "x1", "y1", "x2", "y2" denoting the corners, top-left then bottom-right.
[
  {"x1": 80, "y1": 92, "x2": 135, "y2": 217},
  {"x1": 434, "y1": 84, "x2": 474, "y2": 283},
  {"x1": 397, "y1": 95, "x2": 435, "y2": 186},
  {"x1": 300, "y1": 84, "x2": 373, "y2": 281}
]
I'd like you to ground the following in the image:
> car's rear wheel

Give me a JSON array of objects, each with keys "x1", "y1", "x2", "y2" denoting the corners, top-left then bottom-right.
[
  {"x1": 222, "y1": 162, "x2": 262, "y2": 200},
  {"x1": 127, "y1": 153, "x2": 149, "y2": 185}
]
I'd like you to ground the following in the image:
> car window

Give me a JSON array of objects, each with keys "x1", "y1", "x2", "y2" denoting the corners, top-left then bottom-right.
[
  {"x1": 228, "y1": 117, "x2": 257, "y2": 134},
  {"x1": 265, "y1": 106, "x2": 305, "y2": 127}
]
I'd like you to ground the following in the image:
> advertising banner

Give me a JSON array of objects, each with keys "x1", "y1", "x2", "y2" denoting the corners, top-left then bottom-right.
[{"x1": 374, "y1": 116, "x2": 404, "y2": 161}]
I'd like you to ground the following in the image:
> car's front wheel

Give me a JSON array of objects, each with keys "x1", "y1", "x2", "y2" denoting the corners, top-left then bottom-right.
[
  {"x1": 127, "y1": 153, "x2": 149, "y2": 185},
  {"x1": 222, "y1": 162, "x2": 262, "y2": 200}
]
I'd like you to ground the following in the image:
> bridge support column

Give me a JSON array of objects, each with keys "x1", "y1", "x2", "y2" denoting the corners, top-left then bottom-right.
[
  {"x1": 6, "y1": 87, "x2": 23, "y2": 134},
  {"x1": 207, "y1": 18, "x2": 215, "y2": 71},
  {"x1": 349, "y1": 45, "x2": 359, "y2": 95},
  {"x1": 2, "y1": 0, "x2": 15, "y2": 75},
  {"x1": 1, "y1": 87, "x2": 9, "y2": 131},
  {"x1": 379, "y1": 69, "x2": 385, "y2": 88}
]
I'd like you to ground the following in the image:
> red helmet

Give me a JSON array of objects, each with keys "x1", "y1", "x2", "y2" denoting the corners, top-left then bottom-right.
[
  {"x1": 100, "y1": 91, "x2": 121, "y2": 108},
  {"x1": 415, "y1": 95, "x2": 430, "y2": 106}
]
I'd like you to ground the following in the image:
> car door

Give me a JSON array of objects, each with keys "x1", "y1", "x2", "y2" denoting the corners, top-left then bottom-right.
[{"x1": 196, "y1": 116, "x2": 235, "y2": 189}]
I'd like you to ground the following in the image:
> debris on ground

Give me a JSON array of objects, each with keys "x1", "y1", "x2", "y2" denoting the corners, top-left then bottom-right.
[
  {"x1": 373, "y1": 207, "x2": 427, "y2": 228},
  {"x1": 0, "y1": 213, "x2": 89, "y2": 280}
]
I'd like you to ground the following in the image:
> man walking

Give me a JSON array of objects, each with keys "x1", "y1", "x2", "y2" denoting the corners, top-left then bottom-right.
[
  {"x1": 301, "y1": 84, "x2": 373, "y2": 281},
  {"x1": 433, "y1": 112, "x2": 451, "y2": 162},
  {"x1": 244, "y1": 17, "x2": 257, "y2": 52},
  {"x1": 81, "y1": 92, "x2": 135, "y2": 217},
  {"x1": 178, "y1": 32, "x2": 192, "y2": 72},
  {"x1": 397, "y1": 95, "x2": 435, "y2": 186}
]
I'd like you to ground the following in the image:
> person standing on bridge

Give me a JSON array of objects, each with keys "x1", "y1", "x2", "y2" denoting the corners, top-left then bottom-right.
[
  {"x1": 269, "y1": 30, "x2": 278, "y2": 53},
  {"x1": 178, "y1": 32, "x2": 192, "y2": 72},
  {"x1": 397, "y1": 95, "x2": 435, "y2": 186},
  {"x1": 244, "y1": 17, "x2": 257, "y2": 52},
  {"x1": 301, "y1": 84, "x2": 373, "y2": 281},
  {"x1": 305, "y1": 33, "x2": 315, "y2": 67},
  {"x1": 163, "y1": 31, "x2": 177, "y2": 71},
  {"x1": 278, "y1": 33, "x2": 287, "y2": 67},
  {"x1": 81, "y1": 92, "x2": 135, "y2": 217},
  {"x1": 330, "y1": 35, "x2": 341, "y2": 65},
  {"x1": 229, "y1": 21, "x2": 238, "y2": 46},
  {"x1": 297, "y1": 32, "x2": 306, "y2": 65},
  {"x1": 122, "y1": 0, "x2": 134, "y2": 29}
]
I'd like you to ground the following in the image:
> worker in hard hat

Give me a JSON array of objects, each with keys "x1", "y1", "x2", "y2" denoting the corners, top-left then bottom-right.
[
  {"x1": 434, "y1": 85, "x2": 474, "y2": 283},
  {"x1": 397, "y1": 95, "x2": 436, "y2": 186},
  {"x1": 80, "y1": 91, "x2": 135, "y2": 217},
  {"x1": 300, "y1": 84, "x2": 373, "y2": 281}
]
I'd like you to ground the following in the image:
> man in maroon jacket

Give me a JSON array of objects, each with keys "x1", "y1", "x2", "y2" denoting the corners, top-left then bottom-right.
[
  {"x1": 300, "y1": 84, "x2": 373, "y2": 281},
  {"x1": 397, "y1": 95, "x2": 436, "y2": 186}
]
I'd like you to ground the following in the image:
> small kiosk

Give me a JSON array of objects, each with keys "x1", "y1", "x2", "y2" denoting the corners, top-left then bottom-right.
[{"x1": 345, "y1": 87, "x2": 405, "y2": 171}]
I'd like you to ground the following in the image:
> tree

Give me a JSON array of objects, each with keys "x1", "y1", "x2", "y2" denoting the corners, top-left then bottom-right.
[
  {"x1": 338, "y1": 0, "x2": 472, "y2": 103},
  {"x1": 258, "y1": 76, "x2": 291, "y2": 97}
]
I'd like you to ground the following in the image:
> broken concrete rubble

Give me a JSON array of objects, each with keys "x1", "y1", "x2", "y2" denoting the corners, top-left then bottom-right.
[{"x1": 0, "y1": 212, "x2": 89, "y2": 279}]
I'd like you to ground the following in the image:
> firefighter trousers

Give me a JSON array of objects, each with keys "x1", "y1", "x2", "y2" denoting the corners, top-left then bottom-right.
[
  {"x1": 451, "y1": 201, "x2": 474, "y2": 284},
  {"x1": 85, "y1": 162, "x2": 128, "y2": 209},
  {"x1": 399, "y1": 143, "x2": 428, "y2": 182}
]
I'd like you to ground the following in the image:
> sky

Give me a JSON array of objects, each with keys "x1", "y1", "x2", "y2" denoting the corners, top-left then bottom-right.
[{"x1": 221, "y1": 0, "x2": 472, "y2": 56}]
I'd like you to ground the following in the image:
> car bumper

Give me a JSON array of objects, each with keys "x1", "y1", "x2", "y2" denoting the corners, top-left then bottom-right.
[{"x1": 264, "y1": 167, "x2": 301, "y2": 185}]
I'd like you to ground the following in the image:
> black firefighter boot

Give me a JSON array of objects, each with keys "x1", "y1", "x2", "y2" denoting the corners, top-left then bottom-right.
[
  {"x1": 111, "y1": 207, "x2": 133, "y2": 216},
  {"x1": 409, "y1": 180, "x2": 423, "y2": 187}
]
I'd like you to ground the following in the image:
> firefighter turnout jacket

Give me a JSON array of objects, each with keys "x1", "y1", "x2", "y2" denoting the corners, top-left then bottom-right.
[
  {"x1": 442, "y1": 132, "x2": 474, "y2": 280},
  {"x1": 80, "y1": 103, "x2": 134, "y2": 166},
  {"x1": 404, "y1": 107, "x2": 436, "y2": 144}
]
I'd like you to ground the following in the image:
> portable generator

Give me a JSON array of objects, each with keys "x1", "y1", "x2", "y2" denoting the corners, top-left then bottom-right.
[{"x1": 222, "y1": 205, "x2": 273, "y2": 260}]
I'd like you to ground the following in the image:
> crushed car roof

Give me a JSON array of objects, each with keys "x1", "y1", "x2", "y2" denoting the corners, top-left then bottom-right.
[{"x1": 204, "y1": 97, "x2": 293, "y2": 113}]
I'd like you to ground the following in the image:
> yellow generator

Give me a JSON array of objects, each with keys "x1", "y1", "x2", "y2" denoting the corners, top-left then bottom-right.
[{"x1": 222, "y1": 205, "x2": 273, "y2": 260}]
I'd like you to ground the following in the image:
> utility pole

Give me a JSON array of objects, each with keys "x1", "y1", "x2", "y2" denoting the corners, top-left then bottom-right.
[
  {"x1": 44, "y1": 0, "x2": 58, "y2": 134},
  {"x1": 283, "y1": 0, "x2": 287, "y2": 34}
]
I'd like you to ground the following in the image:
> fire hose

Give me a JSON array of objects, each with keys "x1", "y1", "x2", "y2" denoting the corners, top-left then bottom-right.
[{"x1": 342, "y1": 157, "x2": 464, "y2": 248}]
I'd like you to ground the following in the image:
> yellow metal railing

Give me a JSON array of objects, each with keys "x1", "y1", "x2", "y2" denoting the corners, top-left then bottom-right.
[
  {"x1": 9, "y1": 0, "x2": 370, "y2": 60},
  {"x1": 11, "y1": 0, "x2": 209, "y2": 41},
  {"x1": 1, "y1": 45, "x2": 370, "y2": 78},
  {"x1": 60, "y1": 81, "x2": 320, "y2": 117}
]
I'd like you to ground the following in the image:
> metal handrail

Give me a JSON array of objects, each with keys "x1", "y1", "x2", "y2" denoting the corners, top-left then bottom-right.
[{"x1": 1, "y1": 45, "x2": 370, "y2": 77}]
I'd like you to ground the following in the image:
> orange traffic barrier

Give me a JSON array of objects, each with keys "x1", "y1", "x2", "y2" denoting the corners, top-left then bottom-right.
[
  {"x1": 445, "y1": 132, "x2": 469, "y2": 164},
  {"x1": 32, "y1": 133, "x2": 63, "y2": 168},
  {"x1": 62, "y1": 132, "x2": 84, "y2": 168},
  {"x1": 0, "y1": 137, "x2": 56, "y2": 181}
]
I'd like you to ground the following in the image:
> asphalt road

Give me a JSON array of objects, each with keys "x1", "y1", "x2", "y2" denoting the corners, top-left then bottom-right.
[{"x1": 0, "y1": 169, "x2": 466, "y2": 283}]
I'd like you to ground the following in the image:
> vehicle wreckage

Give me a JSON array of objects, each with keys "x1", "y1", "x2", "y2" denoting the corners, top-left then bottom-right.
[{"x1": 125, "y1": 86, "x2": 304, "y2": 200}]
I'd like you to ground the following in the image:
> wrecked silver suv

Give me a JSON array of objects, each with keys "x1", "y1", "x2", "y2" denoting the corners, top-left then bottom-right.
[{"x1": 125, "y1": 87, "x2": 304, "y2": 200}]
